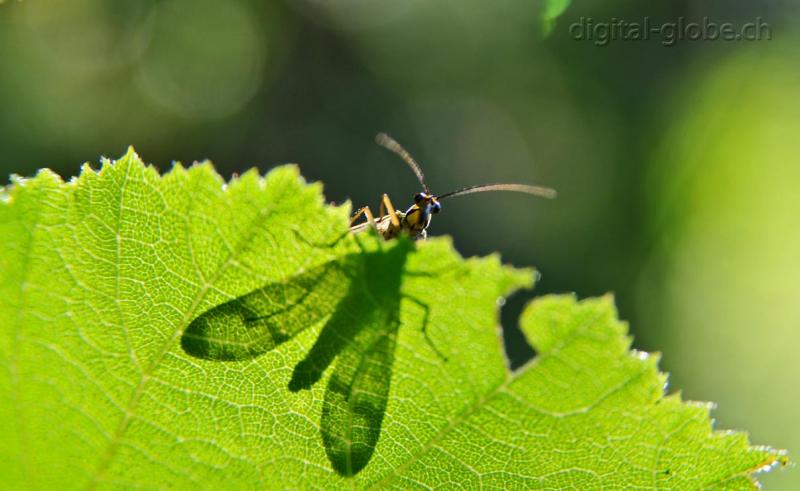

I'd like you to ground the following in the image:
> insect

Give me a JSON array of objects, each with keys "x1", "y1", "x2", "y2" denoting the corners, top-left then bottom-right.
[{"x1": 350, "y1": 133, "x2": 557, "y2": 240}]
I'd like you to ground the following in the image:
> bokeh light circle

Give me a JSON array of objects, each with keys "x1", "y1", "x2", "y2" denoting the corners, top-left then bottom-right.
[
  {"x1": 136, "y1": 0, "x2": 266, "y2": 120},
  {"x1": 23, "y1": 0, "x2": 150, "y2": 73}
]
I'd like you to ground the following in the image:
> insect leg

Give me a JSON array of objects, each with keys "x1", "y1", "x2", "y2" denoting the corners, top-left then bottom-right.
[
  {"x1": 350, "y1": 206, "x2": 377, "y2": 228},
  {"x1": 379, "y1": 194, "x2": 401, "y2": 228},
  {"x1": 292, "y1": 209, "x2": 354, "y2": 248},
  {"x1": 402, "y1": 294, "x2": 447, "y2": 361},
  {"x1": 291, "y1": 227, "x2": 350, "y2": 249},
  {"x1": 349, "y1": 205, "x2": 384, "y2": 248}
]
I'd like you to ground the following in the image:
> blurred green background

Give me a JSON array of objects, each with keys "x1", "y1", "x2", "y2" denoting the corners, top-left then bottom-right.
[{"x1": 0, "y1": 0, "x2": 796, "y2": 487}]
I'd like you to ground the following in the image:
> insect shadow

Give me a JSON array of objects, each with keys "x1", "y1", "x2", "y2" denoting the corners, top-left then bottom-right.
[{"x1": 181, "y1": 237, "x2": 435, "y2": 476}]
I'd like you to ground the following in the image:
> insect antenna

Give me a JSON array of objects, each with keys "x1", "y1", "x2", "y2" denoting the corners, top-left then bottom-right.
[
  {"x1": 437, "y1": 183, "x2": 557, "y2": 200},
  {"x1": 375, "y1": 133, "x2": 429, "y2": 193}
]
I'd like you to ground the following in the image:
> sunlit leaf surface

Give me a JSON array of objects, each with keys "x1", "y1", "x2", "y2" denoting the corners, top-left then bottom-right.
[{"x1": 0, "y1": 150, "x2": 785, "y2": 488}]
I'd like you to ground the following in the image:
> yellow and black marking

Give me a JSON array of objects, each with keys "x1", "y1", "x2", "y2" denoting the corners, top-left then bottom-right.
[{"x1": 351, "y1": 133, "x2": 556, "y2": 240}]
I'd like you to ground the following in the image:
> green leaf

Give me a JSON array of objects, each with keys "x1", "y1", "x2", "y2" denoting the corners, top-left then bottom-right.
[
  {"x1": 541, "y1": 0, "x2": 572, "y2": 37},
  {"x1": 0, "y1": 149, "x2": 786, "y2": 488}
]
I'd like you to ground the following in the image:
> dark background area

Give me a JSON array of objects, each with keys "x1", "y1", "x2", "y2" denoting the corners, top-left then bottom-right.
[{"x1": 0, "y1": 1, "x2": 796, "y2": 487}]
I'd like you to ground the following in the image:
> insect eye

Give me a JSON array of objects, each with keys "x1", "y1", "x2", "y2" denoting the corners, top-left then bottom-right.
[
  {"x1": 431, "y1": 202, "x2": 441, "y2": 214},
  {"x1": 414, "y1": 193, "x2": 425, "y2": 203}
]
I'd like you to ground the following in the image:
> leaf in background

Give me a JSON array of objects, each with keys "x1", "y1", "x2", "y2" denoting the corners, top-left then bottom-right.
[
  {"x1": 541, "y1": 0, "x2": 572, "y2": 37},
  {"x1": 0, "y1": 150, "x2": 786, "y2": 488}
]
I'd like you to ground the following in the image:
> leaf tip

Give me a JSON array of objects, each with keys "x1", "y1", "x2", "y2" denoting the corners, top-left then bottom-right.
[
  {"x1": 743, "y1": 443, "x2": 791, "y2": 483},
  {"x1": 170, "y1": 160, "x2": 188, "y2": 174},
  {"x1": 124, "y1": 145, "x2": 139, "y2": 160}
]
